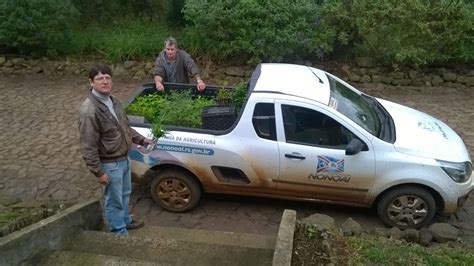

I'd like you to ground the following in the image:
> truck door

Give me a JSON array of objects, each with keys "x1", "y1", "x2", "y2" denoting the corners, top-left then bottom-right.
[
  {"x1": 275, "y1": 102, "x2": 375, "y2": 205},
  {"x1": 204, "y1": 100, "x2": 280, "y2": 193}
]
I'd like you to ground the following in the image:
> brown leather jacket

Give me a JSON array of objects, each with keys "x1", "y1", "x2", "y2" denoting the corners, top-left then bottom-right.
[{"x1": 79, "y1": 92, "x2": 145, "y2": 177}]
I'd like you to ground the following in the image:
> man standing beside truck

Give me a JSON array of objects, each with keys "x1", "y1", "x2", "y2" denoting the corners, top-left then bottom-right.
[
  {"x1": 79, "y1": 64, "x2": 151, "y2": 236},
  {"x1": 153, "y1": 36, "x2": 206, "y2": 92}
]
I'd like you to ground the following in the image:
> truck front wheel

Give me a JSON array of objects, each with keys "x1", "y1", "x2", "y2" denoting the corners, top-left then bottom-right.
[
  {"x1": 150, "y1": 170, "x2": 201, "y2": 212},
  {"x1": 377, "y1": 186, "x2": 436, "y2": 229}
]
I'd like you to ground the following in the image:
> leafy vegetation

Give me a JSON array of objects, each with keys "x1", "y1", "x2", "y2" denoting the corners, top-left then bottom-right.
[
  {"x1": 126, "y1": 93, "x2": 164, "y2": 124},
  {"x1": 68, "y1": 19, "x2": 171, "y2": 62},
  {"x1": 215, "y1": 89, "x2": 233, "y2": 106},
  {"x1": 126, "y1": 85, "x2": 248, "y2": 138},
  {"x1": 0, "y1": 0, "x2": 79, "y2": 56},
  {"x1": 0, "y1": 0, "x2": 472, "y2": 66},
  {"x1": 182, "y1": 0, "x2": 328, "y2": 64},
  {"x1": 183, "y1": 0, "x2": 473, "y2": 66},
  {"x1": 158, "y1": 91, "x2": 214, "y2": 128},
  {"x1": 349, "y1": 0, "x2": 474, "y2": 66},
  {"x1": 232, "y1": 82, "x2": 248, "y2": 112},
  {"x1": 166, "y1": 0, "x2": 186, "y2": 26},
  {"x1": 126, "y1": 90, "x2": 214, "y2": 138},
  {"x1": 71, "y1": 0, "x2": 167, "y2": 24}
]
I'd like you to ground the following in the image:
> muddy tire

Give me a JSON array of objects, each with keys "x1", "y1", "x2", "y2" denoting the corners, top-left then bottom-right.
[
  {"x1": 377, "y1": 186, "x2": 436, "y2": 229},
  {"x1": 150, "y1": 170, "x2": 201, "y2": 212}
]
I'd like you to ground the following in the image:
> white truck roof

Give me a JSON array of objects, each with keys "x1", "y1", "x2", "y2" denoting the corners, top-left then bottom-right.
[{"x1": 252, "y1": 63, "x2": 331, "y2": 105}]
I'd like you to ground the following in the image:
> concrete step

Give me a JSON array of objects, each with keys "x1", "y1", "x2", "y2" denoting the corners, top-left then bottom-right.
[
  {"x1": 37, "y1": 250, "x2": 167, "y2": 266},
  {"x1": 65, "y1": 229, "x2": 274, "y2": 265},
  {"x1": 129, "y1": 225, "x2": 276, "y2": 249}
]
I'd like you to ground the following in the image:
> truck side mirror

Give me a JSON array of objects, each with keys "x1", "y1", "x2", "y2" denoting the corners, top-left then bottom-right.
[{"x1": 345, "y1": 138, "x2": 365, "y2": 156}]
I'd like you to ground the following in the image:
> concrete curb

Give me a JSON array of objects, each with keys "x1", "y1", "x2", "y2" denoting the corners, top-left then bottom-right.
[
  {"x1": 272, "y1": 209, "x2": 297, "y2": 266},
  {"x1": 0, "y1": 198, "x2": 102, "y2": 265}
]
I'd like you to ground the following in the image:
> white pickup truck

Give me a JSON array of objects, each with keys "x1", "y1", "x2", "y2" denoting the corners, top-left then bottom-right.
[{"x1": 126, "y1": 63, "x2": 473, "y2": 229}]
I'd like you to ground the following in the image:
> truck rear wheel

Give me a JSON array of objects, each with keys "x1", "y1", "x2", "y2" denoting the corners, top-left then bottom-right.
[
  {"x1": 377, "y1": 186, "x2": 436, "y2": 229},
  {"x1": 150, "y1": 170, "x2": 201, "y2": 212}
]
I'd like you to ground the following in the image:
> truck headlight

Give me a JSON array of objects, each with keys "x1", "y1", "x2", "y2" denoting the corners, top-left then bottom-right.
[{"x1": 437, "y1": 160, "x2": 472, "y2": 183}]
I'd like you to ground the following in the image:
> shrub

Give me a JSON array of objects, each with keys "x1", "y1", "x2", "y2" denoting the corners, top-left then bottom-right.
[
  {"x1": 71, "y1": 0, "x2": 167, "y2": 24},
  {"x1": 313, "y1": 0, "x2": 474, "y2": 66},
  {"x1": 348, "y1": 0, "x2": 474, "y2": 65},
  {"x1": 312, "y1": 0, "x2": 357, "y2": 59},
  {"x1": 182, "y1": 0, "x2": 337, "y2": 64},
  {"x1": 0, "y1": 0, "x2": 79, "y2": 56},
  {"x1": 68, "y1": 19, "x2": 171, "y2": 61},
  {"x1": 167, "y1": 0, "x2": 186, "y2": 26}
]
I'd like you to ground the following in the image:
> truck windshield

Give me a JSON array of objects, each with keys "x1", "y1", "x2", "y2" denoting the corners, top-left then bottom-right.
[{"x1": 327, "y1": 75, "x2": 380, "y2": 136}]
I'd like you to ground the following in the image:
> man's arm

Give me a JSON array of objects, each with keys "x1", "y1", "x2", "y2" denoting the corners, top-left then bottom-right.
[
  {"x1": 78, "y1": 114, "x2": 105, "y2": 178},
  {"x1": 129, "y1": 124, "x2": 146, "y2": 145},
  {"x1": 124, "y1": 113, "x2": 151, "y2": 146},
  {"x1": 130, "y1": 127, "x2": 153, "y2": 149},
  {"x1": 182, "y1": 50, "x2": 206, "y2": 91},
  {"x1": 153, "y1": 55, "x2": 166, "y2": 91}
]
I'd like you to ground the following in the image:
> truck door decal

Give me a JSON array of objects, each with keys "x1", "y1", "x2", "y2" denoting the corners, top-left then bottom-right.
[
  {"x1": 157, "y1": 144, "x2": 215, "y2": 155},
  {"x1": 317, "y1": 155, "x2": 344, "y2": 173},
  {"x1": 129, "y1": 148, "x2": 159, "y2": 164},
  {"x1": 307, "y1": 155, "x2": 351, "y2": 183}
]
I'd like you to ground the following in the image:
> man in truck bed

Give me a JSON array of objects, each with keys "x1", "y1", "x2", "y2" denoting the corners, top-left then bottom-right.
[{"x1": 153, "y1": 36, "x2": 206, "y2": 92}]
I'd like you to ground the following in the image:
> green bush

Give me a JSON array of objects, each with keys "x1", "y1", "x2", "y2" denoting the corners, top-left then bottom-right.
[
  {"x1": 68, "y1": 19, "x2": 172, "y2": 61},
  {"x1": 0, "y1": 0, "x2": 79, "y2": 56},
  {"x1": 167, "y1": 0, "x2": 186, "y2": 26},
  {"x1": 3, "y1": 0, "x2": 472, "y2": 67},
  {"x1": 71, "y1": 0, "x2": 167, "y2": 24},
  {"x1": 312, "y1": 0, "x2": 357, "y2": 59},
  {"x1": 182, "y1": 0, "x2": 336, "y2": 64},
  {"x1": 345, "y1": 0, "x2": 474, "y2": 65}
]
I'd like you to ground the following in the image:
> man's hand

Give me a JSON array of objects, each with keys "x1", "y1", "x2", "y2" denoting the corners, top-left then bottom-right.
[
  {"x1": 98, "y1": 173, "x2": 109, "y2": 186},
  {"x1": 154, "y1": 76, "x2": 164, "y2": 91},
  {"x1": 142, "y1": 138, "x2": 155, "y2": 152},
  {"x1": 197, "y1": 79, "x2": 206, "y2": 92},
  {"x1": 143, "y1": 138, "x2": 153, "y2": 146},
  {"x1": 155, "y1": 81, "x2": 164, "y2": 91}
]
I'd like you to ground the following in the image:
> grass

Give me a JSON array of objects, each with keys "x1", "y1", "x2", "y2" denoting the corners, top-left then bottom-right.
[
  {"x1": 0, "y1": 211, "x2": 17, "y2": 227},
  {"x1": 68, "y1": 19, "x2": 178, "y2": 62},
  {"x1": 348, "y1": 235, "x2": 474, "y2": 265},
  {"x1": 292, "y1": 222, "x2": 474, "y2": 265}
]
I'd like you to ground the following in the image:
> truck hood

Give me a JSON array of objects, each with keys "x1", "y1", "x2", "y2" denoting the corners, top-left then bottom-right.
[{"x1": 377, "y1": 98, "x2": 470, "y2": 162}]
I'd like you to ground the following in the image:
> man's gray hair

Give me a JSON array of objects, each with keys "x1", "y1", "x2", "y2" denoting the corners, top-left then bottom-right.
[{"x1": 164, "y1": 37, "x2": 178, "y2": 48}]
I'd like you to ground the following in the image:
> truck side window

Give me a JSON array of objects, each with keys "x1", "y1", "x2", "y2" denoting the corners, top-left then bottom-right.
[
  {"x1": 281, "y1": 105, "x2": 355, "y2": 149},
  {"x1": 252, "y1": 103, "x2": 276, "y2": 141}
]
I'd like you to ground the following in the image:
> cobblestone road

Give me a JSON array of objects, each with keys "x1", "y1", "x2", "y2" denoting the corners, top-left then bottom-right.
[
  {"x1": 0, "y1": 75, "x2": 137, "y2": 202},
  {"x1": 0, "y1": 74, "x2": 473, "y2": 238}
]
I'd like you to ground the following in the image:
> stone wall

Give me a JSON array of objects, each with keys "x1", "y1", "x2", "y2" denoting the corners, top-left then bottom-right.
[
  {"x1": 339, "y1": 57, "x2": 474, "y2": 88},
  {"x1": 0, "y1": 56, "x2": 472, "y2": 88}
]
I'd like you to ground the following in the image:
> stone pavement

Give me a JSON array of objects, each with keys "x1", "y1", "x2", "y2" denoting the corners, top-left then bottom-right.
[
  {"x1": 0, "y1": 73, "x2": 473, "y2": 239},
  {"x1": 0, "y1": 74, "x2": 141, "y2": 202}
]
